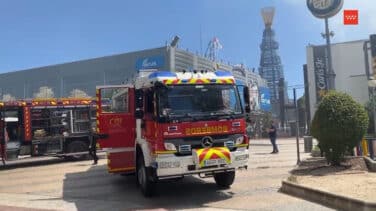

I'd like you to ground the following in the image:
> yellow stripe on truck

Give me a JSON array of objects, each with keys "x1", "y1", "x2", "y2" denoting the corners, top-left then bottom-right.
[{"x1": 196, "y1": 147, "x2": 231, "y2": 168}]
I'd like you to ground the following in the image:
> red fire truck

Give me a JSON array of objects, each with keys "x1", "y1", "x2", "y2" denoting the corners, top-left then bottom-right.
[
  {"x1": 0, "y1": 98, "x2": 96, "y2": 162},
  {"x1": 96, "y1": 70, "x2": 250, "y2": 196}
]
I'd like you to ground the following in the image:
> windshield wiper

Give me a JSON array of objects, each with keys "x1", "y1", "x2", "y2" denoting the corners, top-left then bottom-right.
[
  {"x1": 209, "y1": 110, "x2": 244, "y2": 120},
  {"x1": 168, "y1": 113, "x2": 198, "y2": 122}
]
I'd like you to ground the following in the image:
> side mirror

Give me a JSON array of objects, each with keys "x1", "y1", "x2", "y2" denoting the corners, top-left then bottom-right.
[
  {"x1": 135, "y1": 109, "x2": 144, "y2": 119},
  {"x1": 135, "y1": 89, "x2": 144, "y2": 108},
  {"x1": 243, "y1": 86, "x2": 251, "y2": 113}
]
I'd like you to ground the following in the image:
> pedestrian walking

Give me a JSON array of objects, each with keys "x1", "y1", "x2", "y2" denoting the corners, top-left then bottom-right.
[
  {"x1": 267, "y1": 121, "x2": 278, "y2": 154},
  {"x1": 89, "y1": 135, "x2": 98, "y2": 165}
]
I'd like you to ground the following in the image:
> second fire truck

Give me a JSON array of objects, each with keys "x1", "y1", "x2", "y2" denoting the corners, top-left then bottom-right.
[
  {"x1": 96, "y1": 70, "x2": 250, "y2": 196},
  {"x1": 0, "y1": 98, "x2": 96, "y2": 162}
]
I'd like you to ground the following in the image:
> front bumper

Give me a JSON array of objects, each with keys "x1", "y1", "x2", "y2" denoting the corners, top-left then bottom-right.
[{"x1": 153, "y1": 148, "x2": 249, "y2": 179}]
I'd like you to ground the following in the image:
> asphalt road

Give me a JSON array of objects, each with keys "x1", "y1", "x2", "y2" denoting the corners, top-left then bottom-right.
[{"x1": 0, "y1": 138, "x2": 333, "y2": 211}]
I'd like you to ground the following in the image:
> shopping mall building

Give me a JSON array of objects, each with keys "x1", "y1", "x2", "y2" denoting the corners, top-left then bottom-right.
[
  {"x1": 0, "y1": 46, "x2": 235, "y2": 98},
  {"x1": 0, "y1": 44, "x2": 271, "y2": 112},
  {"x1": 305, "y1": 39, "x2": 372, "y2": 124}
]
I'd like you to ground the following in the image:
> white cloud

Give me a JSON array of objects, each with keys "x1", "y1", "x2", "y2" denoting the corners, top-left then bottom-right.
[{"x1": 284, "y1": 0, "x2": 376, "y2": 42}]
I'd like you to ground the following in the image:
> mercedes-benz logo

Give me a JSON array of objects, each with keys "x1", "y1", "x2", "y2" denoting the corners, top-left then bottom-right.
[{"x1": 201, "y1": 136, "x2": 213, "y2": 148}]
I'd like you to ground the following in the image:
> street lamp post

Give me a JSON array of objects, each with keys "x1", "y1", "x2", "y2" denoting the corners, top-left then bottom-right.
[
  {"x1": 324, "y1": 18, "x2": 335, "y2": 90},
  {"x1": 287, "y1": 85, "x2": 304, "y2": 164},
  {"x1": 293, "y1": 88, "x2": 301, "y2": 164},
  {"x1": 307, "y1": 0, "x2": 344, "y2": 90}
]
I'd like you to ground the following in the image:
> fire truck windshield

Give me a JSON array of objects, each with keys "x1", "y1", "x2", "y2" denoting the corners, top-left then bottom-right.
[{"x1": 157, "y1": 84, "x2": 243, "y2": 121}]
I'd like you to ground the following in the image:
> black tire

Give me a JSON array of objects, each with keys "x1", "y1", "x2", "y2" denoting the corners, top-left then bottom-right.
[
  {"x1": 214, "y1": 171, "x2": 235, "y2": 188},
  {"x1": 66, "y1": 141, "x2": 89, "y2": 161},
  {"x1": 136, "y1": 153, "x2": 156, "y2": 197}
]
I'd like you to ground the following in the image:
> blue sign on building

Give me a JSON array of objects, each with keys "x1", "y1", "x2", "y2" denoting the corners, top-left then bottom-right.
[
  {"x1": 136, "y1": 56, "x2": 165, "y2": 70},
  {"x1": 259, "y1": 87, "x2": 271, "y2": 112}
]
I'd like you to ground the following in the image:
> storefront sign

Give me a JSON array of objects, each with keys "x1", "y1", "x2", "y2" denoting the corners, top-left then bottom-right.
[
  {"x1": 259, "y1": 87, "x2": 271, "y2": 112},
  {"x1": 136, "y1": 56, "x2": 165, "y2": 70},
  {"x1": 313, "y1": 46, "x2": 327, "y2": 102}
]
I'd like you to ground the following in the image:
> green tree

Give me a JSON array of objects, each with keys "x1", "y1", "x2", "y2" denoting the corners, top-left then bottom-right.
[
  {"x1": 69, "y1": 89, "x2": 91, "y2": 98},
  {"x1": 34, "y1": 86, "x2": 54, "y2": 98},
  {"x1": 2, "y1": 94, "x2": 16, "y2": 102},
  {"x1": 311, "y1": 91, "x2": 368, "y2": 165}
]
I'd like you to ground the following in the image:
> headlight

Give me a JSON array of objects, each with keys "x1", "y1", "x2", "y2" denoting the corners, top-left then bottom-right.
[
  {"x1": 235, "y1": 136, "x2": 244, "y2": 145},
  {"x1": 164, "y1": 143, "x2": 177, "y2": 151}
]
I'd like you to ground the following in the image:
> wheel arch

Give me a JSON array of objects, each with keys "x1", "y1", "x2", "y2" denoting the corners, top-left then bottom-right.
[{"x1": 136, "y1": 140, "x2": 153, "y2": 167}]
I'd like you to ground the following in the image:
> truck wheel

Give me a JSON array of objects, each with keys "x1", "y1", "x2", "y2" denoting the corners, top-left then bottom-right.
[
  {"x1": 66, "y1": 141, "x2": 88, "y2": 161},
  {"x1": 136, "y1": 154, "x2": 156, "y2": 197},
  {"x1": 214, "y1": 171, "x2": 235, "y2": 188}
]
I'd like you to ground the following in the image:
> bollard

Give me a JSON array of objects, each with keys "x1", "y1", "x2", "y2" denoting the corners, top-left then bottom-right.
[
  {"x1": 356, "y1": 145, "x2": 362, "y2": 156},
  {"x1": 303, "y1": 136, "x2": 313, "y2": 153},
  {"x1": 362, "y1": 139, "x2": 369, "y2": 156}
]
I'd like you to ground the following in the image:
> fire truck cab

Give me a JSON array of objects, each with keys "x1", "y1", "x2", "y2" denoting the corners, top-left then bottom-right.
[{"x1": 96, "y1": 70, "x2": 250, "y2": 196}]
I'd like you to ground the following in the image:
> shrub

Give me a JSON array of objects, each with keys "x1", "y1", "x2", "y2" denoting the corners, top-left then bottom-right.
[{"x1": 311, "y1": 91, "x2": 368, "y2": 165}]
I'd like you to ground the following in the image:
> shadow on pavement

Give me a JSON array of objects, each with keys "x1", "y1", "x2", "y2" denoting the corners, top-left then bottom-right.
[
  {"x1": 0, "y1": 157, "x2": 66, "y2": 171},
  {"x1": 0, "y1": 154, "x2": 105, "y2": 171},
  {"x1": 253, "y1": 152, "x2": 273, "y2": 155},
  {"x1": 62, "y1": 164, "x2": 233, "y2": 211}
]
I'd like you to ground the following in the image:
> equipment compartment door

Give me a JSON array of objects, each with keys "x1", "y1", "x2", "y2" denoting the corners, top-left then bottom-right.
[
  {"x1": 0, "y1": 117, "x2": 6, "y2": 163},
  {"x1": 97, "y1": 86, "x2": 136, "y2": 172}
]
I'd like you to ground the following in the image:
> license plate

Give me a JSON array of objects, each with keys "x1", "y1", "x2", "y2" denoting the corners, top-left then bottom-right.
[{"x1": 204, "y1": 158, "x2": 226, "y2": 167}]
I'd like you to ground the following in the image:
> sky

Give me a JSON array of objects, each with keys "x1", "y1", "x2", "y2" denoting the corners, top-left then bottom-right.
[{"x1": 1, "y1": 0, "x2": 375, "y2": 97}]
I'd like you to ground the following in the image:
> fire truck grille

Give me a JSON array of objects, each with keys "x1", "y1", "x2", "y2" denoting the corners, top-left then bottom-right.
[
  {"x1": 165, "y1": 134, "x2": 242, "y2": 156},
  {"x1": 178, "y1": 145, "x2": 192, "y2": 154}
]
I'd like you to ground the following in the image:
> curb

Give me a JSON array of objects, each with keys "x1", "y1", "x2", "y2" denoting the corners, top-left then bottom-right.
[
  {"x1": 281, "y1": 180, "x2": 376, "y2": 211},
  {"x1": 364, "y1": 156, "x2": 376, "y2": 172}
]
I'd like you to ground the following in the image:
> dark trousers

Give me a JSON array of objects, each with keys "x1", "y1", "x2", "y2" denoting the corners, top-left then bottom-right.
[
  {"x1": 89, "y1": 138, "x2": 98, "y2": 162},
  {"x1": 270, "y1": 137, "x2": 278, "y2": 152}
]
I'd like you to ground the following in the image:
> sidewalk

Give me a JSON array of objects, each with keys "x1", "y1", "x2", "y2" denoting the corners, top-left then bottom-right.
[{"x1": 281, "y1": 156, "x2": 376, "y2": 210}]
